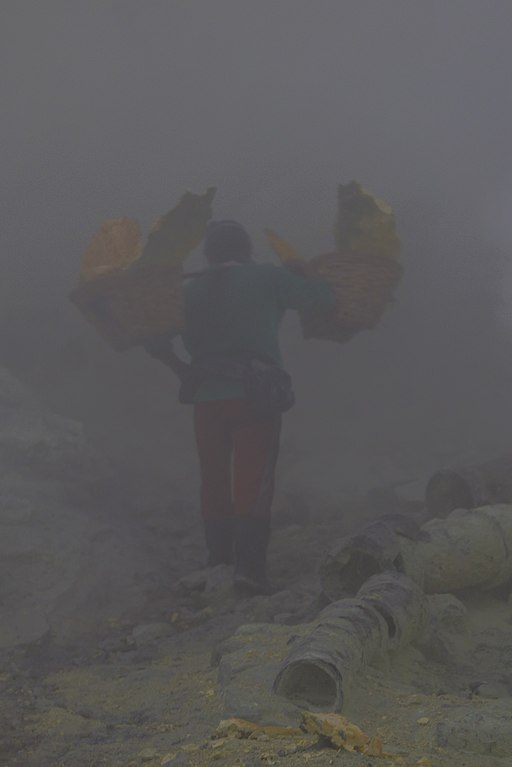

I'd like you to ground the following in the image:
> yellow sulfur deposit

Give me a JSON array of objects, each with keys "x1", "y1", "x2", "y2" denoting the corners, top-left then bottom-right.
[
  {"x1": 140, "y1": 186, "x2": 216, "y2": 268},
  {"x1": 303, "y1": 712, "x2": 390, "y2": 757},
  {"x1": 334, "y1": 180, "x2": 400, "y2": 260},
  {"x1": 214, "y1": 718, "x2": 303, "y2": 739},
  {"x1": 79, "y1": 217, "x2": 141, "y2": 282},
  {"x1": 302, "y1": 711, "x2": 369, "y2": 751},
  {"x1": 265, "y1": 181, "x2": 402, "y2": 343},
  {"x1": 214, "y1": 712, "x2": 389, "y2": 757},
  {"x1": 70, "y1": 188, "x2": 216, "y2": 350},
  {"x1": 72, "y1": 181, "x2": 401, "y2": 350}
]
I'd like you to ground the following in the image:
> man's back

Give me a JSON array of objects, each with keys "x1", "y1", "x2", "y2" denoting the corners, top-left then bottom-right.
[{"x1": 183, "y1": 261, "x2": 335, "y2": 367}]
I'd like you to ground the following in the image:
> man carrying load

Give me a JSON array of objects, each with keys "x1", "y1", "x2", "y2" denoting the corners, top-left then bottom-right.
[
  {"x1": 71, "y1": 183, "x2": 401, "y2": 596},
  {"x1": 146, "y1": 220, "x2": 336, "y2": 595}
]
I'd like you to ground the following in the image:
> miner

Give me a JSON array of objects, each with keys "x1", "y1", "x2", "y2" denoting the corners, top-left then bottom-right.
[{"x1": 146, "y1": 220, "x2": 335, "y2": 595}]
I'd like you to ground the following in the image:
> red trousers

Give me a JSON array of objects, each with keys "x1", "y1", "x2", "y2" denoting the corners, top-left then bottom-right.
[{"x1": 194, "y1": 399, "x2": 281, "y2": 521}]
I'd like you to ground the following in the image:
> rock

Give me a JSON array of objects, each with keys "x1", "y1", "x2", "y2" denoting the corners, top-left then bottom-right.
[
  {"x1": 416, "y1": 594, "x2": 469, "y2": 664},
  {"x1": 32, "y1": 706, "x2": 106, "y2": 739},
  {"x1": 0, "y1": 367, "x2": 190, "y2": 650},
  {"x1": 213, "y1": 718, "x2": 302, "y2": 739},
  {"x1": 0, "y1": 603, "x2": 50, "y2": 649},
  {"x1": 428, "y1": 594, "x2": 468, "y2": 633},
  {"x1": 160, "y1": 753, "x2": 188, "y2": 766},
  {"x1": 132, "y1": 622, "x2": 176, "y2": 646},
  {"x1": 0, "y1": 492, "x2": 94, "y2": 649},
  {"x1": 241, "y1": 589, "x2": 306, "y2": 624},
  {"x1": 0, "y1": 402, "x2": 84, "y2": 468},
  {"x1": 474, "y1": 682, "x2": 511, "y2": 699},
  {"x1": 177, "y1": 565, "x2": 233, "y2": 598},
  {"x1": 160, "y1": 754, "x2": 177, "y2": 766},
  {"x1": 436, "y1": 702, "x2": 512, "y2": 756},
  {"x1": 273, "y1": 613, "x2": 296, "y2": 625},
  {"x1": 302, "y1": 711, "x2": 369, "y2": 750}
]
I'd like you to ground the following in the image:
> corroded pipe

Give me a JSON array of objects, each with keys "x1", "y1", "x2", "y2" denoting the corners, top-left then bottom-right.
[
  {"x1": 273, "y1": 572, "x2": 428, "y2": 711},
  {"x1": 320, "y1": 505, "x2": 512, "y2": 600},
  {"x1": 425, "y1": 457, "x2": 512, "y2": 518}
]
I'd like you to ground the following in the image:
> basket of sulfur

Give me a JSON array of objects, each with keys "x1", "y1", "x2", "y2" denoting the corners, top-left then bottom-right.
[
  {"x1": 265, "y1": 181, "x2": 402, "y2": 343},
  {"x1": 69, "y1": 188, "x2": 215, "y2": 350}
]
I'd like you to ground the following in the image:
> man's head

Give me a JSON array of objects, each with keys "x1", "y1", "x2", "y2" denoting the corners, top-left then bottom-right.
[{"x1": 203, "y1": 220, "x2": 253, "y2": 265}]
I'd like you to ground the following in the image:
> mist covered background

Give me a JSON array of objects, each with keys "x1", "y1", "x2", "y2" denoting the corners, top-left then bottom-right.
[{"x1": 3, "y1": 0, "x2": 512, "y2": 500}]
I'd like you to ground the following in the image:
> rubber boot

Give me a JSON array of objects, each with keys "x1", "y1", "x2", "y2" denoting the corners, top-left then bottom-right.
[
  {"x1": 204, "y1": 517, "x2": 234, "y2": 566},
  {"x1": 234, "y1": 515, "x2": 274, "y2": 595}
]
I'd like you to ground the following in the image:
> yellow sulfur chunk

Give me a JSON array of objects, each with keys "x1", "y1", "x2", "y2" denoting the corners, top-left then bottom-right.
[
  {"x1": 335, "y1": 180, "x2": 400, "y2": 260},
  {"x1": 302, "y1": 711, "x2": 369, "y2": 752},
  {"x1": 141, "y1": 187, "x2": 216, "y2": 268},
  {"x1": 79, "y1": 218, "x2": 141, "y2": 282}
]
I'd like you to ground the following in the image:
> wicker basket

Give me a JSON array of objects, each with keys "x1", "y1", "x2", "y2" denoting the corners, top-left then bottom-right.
[
  {"x1": 79, "y1": 218, "x2": 141, "y2": 282},
  {"x1": 300, "y1": 251, "x2": 402, "y2": 342},
  {"x1": 70, "y1": 262, "x2": 184, "y2": 351},
  {"x1": 70, "y1": 190, "x2": 218, "y2": 350}
]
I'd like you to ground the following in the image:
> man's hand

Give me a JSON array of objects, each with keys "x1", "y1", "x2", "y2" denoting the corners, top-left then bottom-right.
[{"x1": 143, "y1": 335, "x2": 190, "y2": 380}]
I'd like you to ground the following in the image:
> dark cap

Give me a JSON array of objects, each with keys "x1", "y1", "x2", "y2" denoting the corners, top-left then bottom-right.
[{"x1": 203, "y1": 220, "x2": 253, "y2": 264}]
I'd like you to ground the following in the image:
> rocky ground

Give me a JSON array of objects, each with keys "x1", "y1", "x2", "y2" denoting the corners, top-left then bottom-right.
[{"x1": 1, "y1": 367, "x2": 512, "y2": 767}]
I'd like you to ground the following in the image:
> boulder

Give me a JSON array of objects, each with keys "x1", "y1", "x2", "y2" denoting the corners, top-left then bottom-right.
[{"x1": 0, "y1": 367, "x2": 194, "y2": 650}]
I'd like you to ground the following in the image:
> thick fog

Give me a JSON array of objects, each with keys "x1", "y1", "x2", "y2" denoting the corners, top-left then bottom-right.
[{"x1": 3, "y1": 0, "x2": 512, "y2": 493}]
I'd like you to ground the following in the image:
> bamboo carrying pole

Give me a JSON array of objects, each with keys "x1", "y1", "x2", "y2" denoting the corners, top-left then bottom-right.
[
  {"x1": 320, "y1": 505, "x2": 512, "y2": 601},
  {"x1": 273, "y1": 572, "x2": 428, "y2": 711}
]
